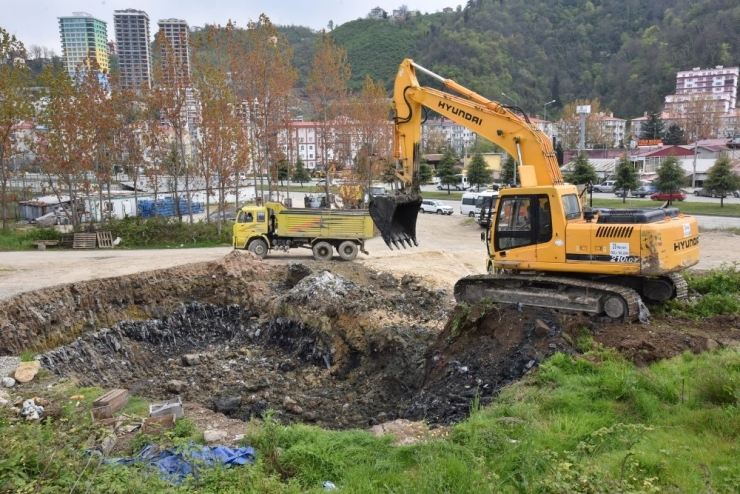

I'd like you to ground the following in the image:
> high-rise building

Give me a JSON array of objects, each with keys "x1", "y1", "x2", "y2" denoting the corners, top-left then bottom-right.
[
  {"x1": 665, "y1": 65, "x2": 739, "y2": 115},
  {"x1": 58, "y1": 12, "x2": 109, "y2": 78},
  {"x1": 157, "y1": 19, "x2": 191, "y2": 85},
  {"x1": 113, "y1": 9, "x2": 152, "y2": 90}
]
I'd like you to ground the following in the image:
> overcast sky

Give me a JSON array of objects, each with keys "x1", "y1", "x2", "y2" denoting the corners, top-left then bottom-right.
[{"x1": 4, "y1": 0, "x2": 460, "y2": 55}]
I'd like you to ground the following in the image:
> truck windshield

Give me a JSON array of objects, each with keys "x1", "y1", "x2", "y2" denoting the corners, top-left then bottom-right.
[{"x1": 475, "y1": 195, "x2": 496, "y2": 209}]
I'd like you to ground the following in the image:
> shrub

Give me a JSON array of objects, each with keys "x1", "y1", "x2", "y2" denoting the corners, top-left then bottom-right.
[
  {"x1": 686, "y1": 263, "x2": 740, "y2": 295},
  {"x1": 107, "y1": 216, "x2": 231, "y2": 248}
]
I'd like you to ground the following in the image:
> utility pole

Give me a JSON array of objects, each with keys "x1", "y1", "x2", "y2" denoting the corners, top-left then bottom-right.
[
  {"x1": 543, "y1": 100, "x2": 556, "y2": 122},
  {"x1": 692, "y1": 120, "x2": 699, "y2": 188},
  {"x1": 576, "y1": 105, "x2": 591, "y2": 151}
]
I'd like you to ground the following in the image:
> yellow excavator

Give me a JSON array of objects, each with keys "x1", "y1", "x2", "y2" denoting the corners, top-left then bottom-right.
[{"x1": 369, "y1": 59, "x2": 700, "y2": 322}]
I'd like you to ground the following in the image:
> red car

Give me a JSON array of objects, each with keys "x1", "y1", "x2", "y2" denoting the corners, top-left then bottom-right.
[{"x1": 650, "y1": 191, "x2": 686, "y2": 201}]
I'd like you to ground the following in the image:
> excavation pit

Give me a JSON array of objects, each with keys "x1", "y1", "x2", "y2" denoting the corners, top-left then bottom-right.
[{"x1": 38, "y1": 288, "x2": 572, "y2": 429}]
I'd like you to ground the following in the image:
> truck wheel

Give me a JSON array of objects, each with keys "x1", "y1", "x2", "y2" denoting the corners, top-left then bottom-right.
[
  {"x1": 469, "y1": 212, "x2": 475, "y2": 218},
  {"x1": 312, "y1": 241, "x2": 333, "y2": 261},
  {"x1": 338, "y1": 241, "x2": 359, "y2": 261},
  {"x1": 248, "y1": 238, "x2": 268, "y2": 258}
]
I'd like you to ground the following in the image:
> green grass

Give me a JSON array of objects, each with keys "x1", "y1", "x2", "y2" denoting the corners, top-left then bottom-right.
[
  {"x1": 590, "y1": 197, "x2": 740, "y2": 216},
  {"x1": 0, "y1": 227, "x2": 61, "y2": 251},
  {"x1": 653, "y1": 263, "x2": 740, "y2": 318},
  {"x1": 3, "y1": 348, "x2": 740, "y2": 492},
  {"x1": 0, "y1": 217, "x2": 233, "y2": 251}
]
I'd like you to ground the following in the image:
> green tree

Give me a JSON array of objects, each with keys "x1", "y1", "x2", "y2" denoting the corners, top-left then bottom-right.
[
  {"x1": 419, "y1": 159, "x2": 433, "y2": 185},
  {"x1": 703, "y1": 153, "x2": 740, "y2": 208},
  {"x1": 563, "y1": 152, "x2": 598, "y2": 186},
  {"x1": 613, "y1": 155, "x2": 640, "y2": 203},
  {"x1": 381, "y1": 159, "x2": 396, "y2": 186},
  {"x1": 639, "y1": 113, "x2": 665, "y2": 141},
  {"x1": 500, "y1": 155, "x2": 516, "y2": 186},
  {"x1": 278, "y1": 159, "x2": 289, "y2": 185},
  {"x1": 292, "y1": 156, "x2": 311, "y2": 185},
  {"x1": 663, "y1": 123, "x2": 686, "y2": 145},
  {"x1": 436, "y1": 149, "x2": 458, "y2": 194},
  {"x1": 466, "y1": 152, "x2": 492, "y2": 191},
  {"x1": 654, "y1": 155, "x2": 686, "y2": 205},
  {"x1": 468, "y1": 137, "x2": 501, "y2": 154},
  {"x1": 307, "y1": 31, "x2": 350, "y2": 203}
]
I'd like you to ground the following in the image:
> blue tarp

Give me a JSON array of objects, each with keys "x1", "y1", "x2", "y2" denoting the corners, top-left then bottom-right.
[{"x1": 107, "y1": 443, "x2": 256, "y2": 483}]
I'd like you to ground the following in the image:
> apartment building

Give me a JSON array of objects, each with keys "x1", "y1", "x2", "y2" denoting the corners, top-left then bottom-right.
[
  {"x1": 157, "y1": 19, "x2": 191, "y2": 85},
  {"x1": 113, "y1": 9, "x2": 152, "y2": 90},
  {"x1": 422, "y1": 119, "x2": 477, "y2": 156},
  {"x1": 665, "y1": 65, "x2": 738, "y2": 115},
  {"x1": 58, "y1": 12, "x2": 109, "y2": 77}
]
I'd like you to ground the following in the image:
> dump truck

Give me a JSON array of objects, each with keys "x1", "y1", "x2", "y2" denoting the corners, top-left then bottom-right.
[{"x1": 232, "y1": 202, "x2": 374, "y2": 261}]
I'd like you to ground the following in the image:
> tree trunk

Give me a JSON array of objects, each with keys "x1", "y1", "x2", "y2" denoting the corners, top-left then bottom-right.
[{"x1": 0, "y1": 151, "x2": 7, "y2": 230}]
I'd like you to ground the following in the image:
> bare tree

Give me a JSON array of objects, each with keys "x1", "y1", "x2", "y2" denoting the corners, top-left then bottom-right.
[
  {"x1": 307, "y1": 31, "x2": 351, "y2": 203},
  {"x1": 0, "y1": 28, "x2": 34, "y2": 228},
  {"x1": 669, "y1": 92, "x2": 723, "y2": 142},
  {"x1": 191, "y1": 31, "x2": 243, "y2": 234},
  {"x1": 28, "y1": 44, "x2": 43, "y2": 60},
  {"x1": 556, "y1": 99, "x2": 614, "y2": 149},
  {"x1": 230, "y1": 16, "x2": 298, "y2": 205},
  {"x1": 349, "y1": 75, "x2": 392, "y2": 205},
  {"x1": 35, "y1": 61, "x2": 111, "y2": 227},
  {"x1": 152, "y1": 31, "x2": 193, "y2": 222}
]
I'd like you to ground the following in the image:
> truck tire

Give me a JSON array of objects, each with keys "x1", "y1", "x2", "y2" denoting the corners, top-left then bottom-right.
[
  {"x1": 248, "y1": 238, "x2": 268, "y2": 258},
  {"x1": 312, "y1": 241, "x2": 333, "y2": 261},
  {"x1": 338, "y1": 241, "x2": 359, "y2": 261}
]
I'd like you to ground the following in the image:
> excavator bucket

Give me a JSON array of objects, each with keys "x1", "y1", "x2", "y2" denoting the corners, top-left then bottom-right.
[{"x1": 369, "y1": 194, "x2": 422, "y2": 249}]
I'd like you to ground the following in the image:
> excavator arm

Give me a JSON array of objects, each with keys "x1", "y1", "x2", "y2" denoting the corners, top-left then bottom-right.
[{"x1": 370, "y1": 59, "x2": 562, "y2": 248}]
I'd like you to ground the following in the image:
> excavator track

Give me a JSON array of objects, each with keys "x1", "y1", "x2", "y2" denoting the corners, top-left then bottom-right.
[
  {"x1": 454, "y1": 274, "x2": 650, "y2": 323},
  {"x1": 666, "y1": 272, "x2": 689, "y2": 301}
]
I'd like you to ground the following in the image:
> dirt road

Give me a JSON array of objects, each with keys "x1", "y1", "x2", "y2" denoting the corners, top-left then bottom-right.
[{"x1": 1, "y1": 215, "x2": 738, "y2": 301}]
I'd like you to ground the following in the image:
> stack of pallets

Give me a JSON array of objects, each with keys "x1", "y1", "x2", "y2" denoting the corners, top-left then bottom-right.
[{"x1": 137, "y1": 197, "x2": 205, "y2": 218}]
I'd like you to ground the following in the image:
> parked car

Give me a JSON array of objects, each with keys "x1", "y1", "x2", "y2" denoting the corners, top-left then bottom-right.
[
  {"x1": 420, "y1": 199, "x2": 454, "y2": 215},
  {"x1": 208, "y1": 211, "x2": 236, "y2": 221},
  {"x1": 650, "y1": 191, "x2": 686, "y2": 202},
  {"x1": 632, "y1": 185, "x2": 657, "y2": 198},
  {"x1": 591, "y1": 180, "x2": 616, "y2": 193},
  {"x1": 613, "y1": 188, "x2": 635, "y2": 198},
  {"x1": 316, "y1": 179, "x2": 336, "y2": 188},
  {"x1": 694, "y1": 188, "x2": 726, "y2": 198},
  {"x1": 734, "y1": 190, "x2": 740, "y2": 198}
]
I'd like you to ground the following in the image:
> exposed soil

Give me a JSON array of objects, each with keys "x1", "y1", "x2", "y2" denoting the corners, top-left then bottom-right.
[{"x1": 1, "y1": 216, "x2": 739, "y2": 436}]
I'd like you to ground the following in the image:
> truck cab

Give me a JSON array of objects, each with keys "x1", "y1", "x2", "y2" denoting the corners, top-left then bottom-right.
[{"x1": 233, "y1": 205, "x2": 273, "y2": 247}]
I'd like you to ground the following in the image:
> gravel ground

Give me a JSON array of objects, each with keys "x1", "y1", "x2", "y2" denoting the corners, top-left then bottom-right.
[{"x1": 0, "y1": 356, "x2": 20, "y2": 380}]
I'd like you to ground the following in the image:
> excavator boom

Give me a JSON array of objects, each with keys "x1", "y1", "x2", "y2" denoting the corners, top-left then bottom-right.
[{"x1": 370, "y1": 59, "x2": 563, "y2": 248}]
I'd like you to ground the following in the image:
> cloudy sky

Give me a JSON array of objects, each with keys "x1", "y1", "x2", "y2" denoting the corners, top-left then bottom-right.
[{"x1": 4, "y1": 0, "x2": 460, "y2": 54}]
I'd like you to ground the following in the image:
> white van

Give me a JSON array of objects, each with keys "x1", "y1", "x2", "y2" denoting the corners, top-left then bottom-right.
[
  {"x1": 437, "y1": 174, "x2": 469, "y2": 191},
  {"x1": 474, "y1": 190, "x2": 500, "y2": 226},
  {"x1": 460, "y1": 192, "x2": 479, "y2": 217}
]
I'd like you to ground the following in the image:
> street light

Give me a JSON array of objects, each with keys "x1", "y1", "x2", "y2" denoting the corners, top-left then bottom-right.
[
  {"x1": 500, "y1": 92, "x2": 517, "y2": 106},
  {"x1": 543, "y1": 99, "x2": 556, "y2": 122}
]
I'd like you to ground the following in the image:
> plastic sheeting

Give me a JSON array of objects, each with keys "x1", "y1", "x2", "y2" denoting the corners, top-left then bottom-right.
[{"x1": 107, "y1": 443, "x2": 256, "y2": 483}]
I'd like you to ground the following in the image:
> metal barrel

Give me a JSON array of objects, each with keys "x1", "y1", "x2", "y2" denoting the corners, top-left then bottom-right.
[{"x1": 368, "y1": 194, "x2": 422, "y2": 249}]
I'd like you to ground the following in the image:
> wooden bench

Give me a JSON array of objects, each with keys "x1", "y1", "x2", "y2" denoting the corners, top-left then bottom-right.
[{"x1": 32, "y1": 240, "x2": 59, "y2": 250}]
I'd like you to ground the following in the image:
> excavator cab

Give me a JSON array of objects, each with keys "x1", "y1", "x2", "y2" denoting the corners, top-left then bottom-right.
[{"x1": 369, "y1": 193, "x2": 421, "y2": 249}]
